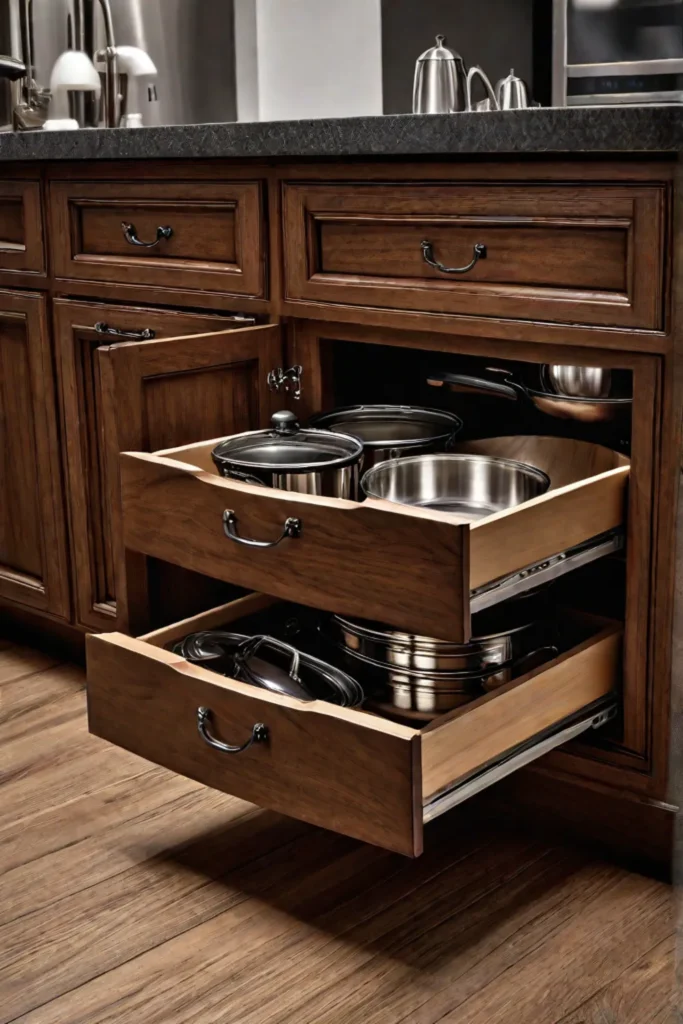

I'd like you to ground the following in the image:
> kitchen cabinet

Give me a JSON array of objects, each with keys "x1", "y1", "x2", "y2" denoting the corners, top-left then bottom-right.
[
  {"x1": 54, "y1": 301, "x2": 280, "y2": 631},
  {"x1": 0, "y1": 155, "x2": 677, "y2": 869},
  {"x1": 0, "y1": 290, "x2": 69, "y2": 619}
]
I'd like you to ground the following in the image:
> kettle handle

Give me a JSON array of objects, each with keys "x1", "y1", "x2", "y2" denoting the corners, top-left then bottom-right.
[{"x1": 465, "y1": 66, "x2": 499, "y2": 112}]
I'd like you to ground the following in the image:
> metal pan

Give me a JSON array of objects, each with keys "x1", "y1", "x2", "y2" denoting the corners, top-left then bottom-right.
[
  {"x1": 361, "y1": 452, "x2": 550, "y2": 521},
  {"x1": 428, "y1": 368, "x2": 632, "y2": 424},
  {"x1": 309, "y1": 405, "x2": 463, "y2": 473}
]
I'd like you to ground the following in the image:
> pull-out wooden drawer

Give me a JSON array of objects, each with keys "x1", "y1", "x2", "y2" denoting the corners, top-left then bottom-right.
[
  {"x1": 119, "y1": 436, "x2": 629, "y2": 643},
  {"x1": 49, "y1": 180, "x2": 266, "y2": 298},
  {"x1": 86, "y1": 594, "x2": 621, "y2": 856},
  {"x1": 282, "y1": 181, "x2": 665, "y2": 330}
]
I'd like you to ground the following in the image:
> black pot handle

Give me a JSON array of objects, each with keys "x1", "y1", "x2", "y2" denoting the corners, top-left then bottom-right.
[
  {"x1": 427, "y1": 370, "x2": 522, "y2": 402},
  {"x1": 197, "y1": 707, "x2": 268, "y2": 754},
  {"x1": 222, "y1": 509, "x2": 302, "y2": 548}
]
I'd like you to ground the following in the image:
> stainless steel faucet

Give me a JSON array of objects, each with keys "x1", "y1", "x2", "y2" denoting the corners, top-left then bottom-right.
[{"x1": 95, "y1": 0, "x2": 119, "y2": 128}]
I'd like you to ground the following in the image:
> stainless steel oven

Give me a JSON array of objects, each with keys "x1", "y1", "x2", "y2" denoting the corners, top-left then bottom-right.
[{"x1": 553, "y1": 0, "x2": 683, "y2": 106}]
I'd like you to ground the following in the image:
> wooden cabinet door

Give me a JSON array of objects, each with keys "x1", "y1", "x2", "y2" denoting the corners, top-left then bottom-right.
[
  {"x1": 54, "y1": 299, "x2": 282, "y2": 631},
  {"x1": 0, "y1": 291, "x2": 69, "y2": 619}
]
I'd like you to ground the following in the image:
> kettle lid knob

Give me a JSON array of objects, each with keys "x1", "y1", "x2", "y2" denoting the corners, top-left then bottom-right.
[{"x1": 417, "y1": 34, "x2": 458, "y2": 61}]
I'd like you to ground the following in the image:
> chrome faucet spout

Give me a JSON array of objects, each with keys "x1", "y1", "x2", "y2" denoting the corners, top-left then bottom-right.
[{"x1": 96, "y1": 0, "x2": 118, "y2": 126}]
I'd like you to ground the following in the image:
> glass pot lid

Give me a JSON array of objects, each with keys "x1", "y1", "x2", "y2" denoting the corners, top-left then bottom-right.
[
  {"x1": 212, "y1": 411, "x2": 363, "y2": 473},
  {"x1": 309, "y1": 405, "x2": 463, "y2": 447}
]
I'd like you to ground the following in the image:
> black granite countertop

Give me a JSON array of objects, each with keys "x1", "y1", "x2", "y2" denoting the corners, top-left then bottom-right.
[{"x1": 0, "y1": 106, "x2": 680, "y2": 162}]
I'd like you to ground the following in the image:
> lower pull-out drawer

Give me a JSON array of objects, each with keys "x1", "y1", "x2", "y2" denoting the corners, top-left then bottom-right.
[{"x1": 86, "y1": 594, "x2": 621, "y2": 857}]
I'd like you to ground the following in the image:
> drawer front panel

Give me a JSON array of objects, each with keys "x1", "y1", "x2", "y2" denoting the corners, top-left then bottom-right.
[
  {"x1": 120, "y1": 440, "x2": 629, "y2": 643},
  {"x1": 49, "y1": 180, "x2": 265, "y2": 297},
  {"x1": 86, "y1": 631, "x2": 422, "y2": 856},
  {"x1": 283, "y1": 182, "x2": 665, "y2": 329},
  {"x1": 120, "y1": 452, "x2": 470, "y2": 642},
  {"x1": 0, "y1": 181, "x2": 45, "y2": 276}
]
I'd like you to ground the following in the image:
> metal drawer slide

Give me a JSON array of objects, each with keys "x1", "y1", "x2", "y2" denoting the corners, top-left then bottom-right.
[
  {"x1": 470, "y1": 530, "x2": 624, "y2": 614},
  {"x1": 423, "y1": 699, "x2": 617, "y2": 824}
]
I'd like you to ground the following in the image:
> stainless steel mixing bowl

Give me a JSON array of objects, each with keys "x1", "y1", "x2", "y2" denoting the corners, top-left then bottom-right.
[
  {"x1": 546, "y1": 365, "x2": 612, "y2": 399},
  {"x1": 361, "y1": 453, "x2": 550, "y2": 520}
]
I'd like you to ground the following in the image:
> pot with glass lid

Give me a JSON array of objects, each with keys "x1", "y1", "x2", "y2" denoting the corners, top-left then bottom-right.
[{"x1": 211, "y1": 410, "x2": 364, "y2": 499}]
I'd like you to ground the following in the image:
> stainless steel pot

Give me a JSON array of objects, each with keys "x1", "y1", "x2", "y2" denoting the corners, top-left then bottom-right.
[
  {"x1": 428, "y1": 367, "x2": 632, "y2": 425},
  {"x1": 309, "y1": 405, "x2": 463, "y2": 473},
  {"x1": 338, "y1": 642, "x2": 557, "y2": 717},
  {"x1": 361, "y1": 453, "x2": 550, "y2": 520},
  {"x1": 412, "y1": 34, "x2": 499, "y2": 114},
  {"x1": 330, "y1": 590, "x2": 547, "y2": 676},
  {"x1": 211, "y1": 411, "x2": 364, "y2": 499}
]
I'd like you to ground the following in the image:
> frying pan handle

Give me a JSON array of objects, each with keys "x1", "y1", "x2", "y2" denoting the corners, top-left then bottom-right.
[
  {"x1": 426, "y1": 370, "x2": 521, "y2": 402},
  {"x1": 512, "y1": 645, "x2": 560, "y2": 676}
]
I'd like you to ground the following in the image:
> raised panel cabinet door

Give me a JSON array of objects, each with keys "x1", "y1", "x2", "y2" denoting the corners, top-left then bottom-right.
[
  {"x1": 0, "y1": 180, "x2": 45, "y2": 278},
  {"x1": 53, "y1": 298, "x2": 282, "y2": 631},
  {"x1": 0, "y1": 291, "x2": 69, "y2": 618}
]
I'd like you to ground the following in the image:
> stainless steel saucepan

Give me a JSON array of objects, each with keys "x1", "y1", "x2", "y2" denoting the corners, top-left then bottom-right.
[
  {"x1": 212, "y1": 410, "x2": 364, "y2": 499},
  {"x1": 428, "y1": 367, "x2": 632, "y2": 424},
  {"x1": 309, "y1": 405, "x2": 463, "y2": 473},
  {"x1": 361, "y1": 452, "x2": 550, "y2": 521}
]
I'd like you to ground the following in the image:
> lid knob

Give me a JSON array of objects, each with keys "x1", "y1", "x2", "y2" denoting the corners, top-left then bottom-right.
[
  {"x1": 436, "y1": 34, "x2": 446, "y2": 45},
  {"x1": 271, "y1": 410, "x2": 299, "y2": 436}
]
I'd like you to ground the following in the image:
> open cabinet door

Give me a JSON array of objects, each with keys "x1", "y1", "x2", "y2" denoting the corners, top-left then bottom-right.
[{"x1": 97, "y1": 322, "x2": 284, "y2": 631}]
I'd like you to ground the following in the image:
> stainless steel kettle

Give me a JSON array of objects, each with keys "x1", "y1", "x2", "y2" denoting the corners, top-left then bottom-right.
[
  {"x1": 495, "y1": 68, "x2": 530, "y2": 110},
  {"x1": 412, "y1": 35, "x2": 499, "y2": 114}
]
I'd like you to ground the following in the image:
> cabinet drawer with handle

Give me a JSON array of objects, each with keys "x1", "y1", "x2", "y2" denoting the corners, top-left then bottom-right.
[
  {"x1": 119, "y1": 434, "x2": 630, "y2": 643},
  {"x1": 282, "y1": 181, "x2": 665, "y2": 330},
  {"x1": 49, "y1": 179, "x2": 266, "y2": 298},
  {"x1": 86, "y1": 592, "x2": 621, "y2": 856}
]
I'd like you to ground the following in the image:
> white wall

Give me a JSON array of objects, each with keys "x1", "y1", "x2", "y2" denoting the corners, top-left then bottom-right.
[{"x1": 235, "y1": 0, "x2": 383, "y2": 121}]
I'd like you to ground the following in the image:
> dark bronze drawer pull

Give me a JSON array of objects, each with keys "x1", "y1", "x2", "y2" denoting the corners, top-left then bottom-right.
[
  {"x1": 197, "y1": 707, "x2": 268, "y2": 754},
  {"x1": 94, "y1": 321, "x2": 156, "y2": 341},
  {"x1": 121, "y1": 221, "x2": 173, "y2": 248},
  {"x1": 222, "y1": 509, "x2": 302, "y2": 548},
  {"x1": 421, "y1": 240, "x2": 487, "y2": 275}
]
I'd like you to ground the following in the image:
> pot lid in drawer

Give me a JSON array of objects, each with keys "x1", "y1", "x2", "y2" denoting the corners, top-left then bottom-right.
[{"x1": 212, "y1": 411, "x2": 363, "y2": 473}]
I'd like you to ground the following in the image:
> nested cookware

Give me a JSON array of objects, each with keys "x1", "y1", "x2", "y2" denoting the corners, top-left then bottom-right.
[
  {"x1": 427, "y1": 366, "x2": 633, "y2": 425},
  {"x1": 326, "y1": 587, "x2": 556, "y2": 716}
]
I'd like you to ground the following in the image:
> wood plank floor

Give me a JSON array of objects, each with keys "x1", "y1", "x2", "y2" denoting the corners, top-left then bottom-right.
[{"x1": 0, "y1": 641, "x2": 678, "y2": 1024}]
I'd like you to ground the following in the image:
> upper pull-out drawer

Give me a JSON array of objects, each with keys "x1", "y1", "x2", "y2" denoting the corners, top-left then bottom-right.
[
  {"x1": 0, "y1": 180, "x2": 45, "y2": 277},
  {"x1": 49, "y1": 180, "x2": 266, "y2": 298},
  {"x1": 282, "y1": 181, "x2": 665, "y2": 330},
  {"x1": 119, "y1": 436, "x2": 629, "y2": 643},
  {"x1": 86, "y1": 593, "x2": 621, "y2": 857}
]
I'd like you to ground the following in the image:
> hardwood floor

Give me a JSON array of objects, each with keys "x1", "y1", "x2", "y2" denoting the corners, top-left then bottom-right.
[{"x1": 0, "y1": 641, "x2": 678, "y2": 1024}]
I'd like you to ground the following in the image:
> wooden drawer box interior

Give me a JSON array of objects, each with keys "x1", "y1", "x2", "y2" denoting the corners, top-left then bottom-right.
[
  {"x1": 87, "y1": 592, "x2": 621, "y2": 857},
  {"x1": 282, "y1": 180, "x2": 665, "y2": 329},
  {"x1": 48, "y1": 179, "x2": 266, "y2": 297}
]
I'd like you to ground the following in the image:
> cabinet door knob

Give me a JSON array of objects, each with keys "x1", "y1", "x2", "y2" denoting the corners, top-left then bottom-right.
[{"x1": 121, "y1": 221, "x2": 173, "y2": 248}]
